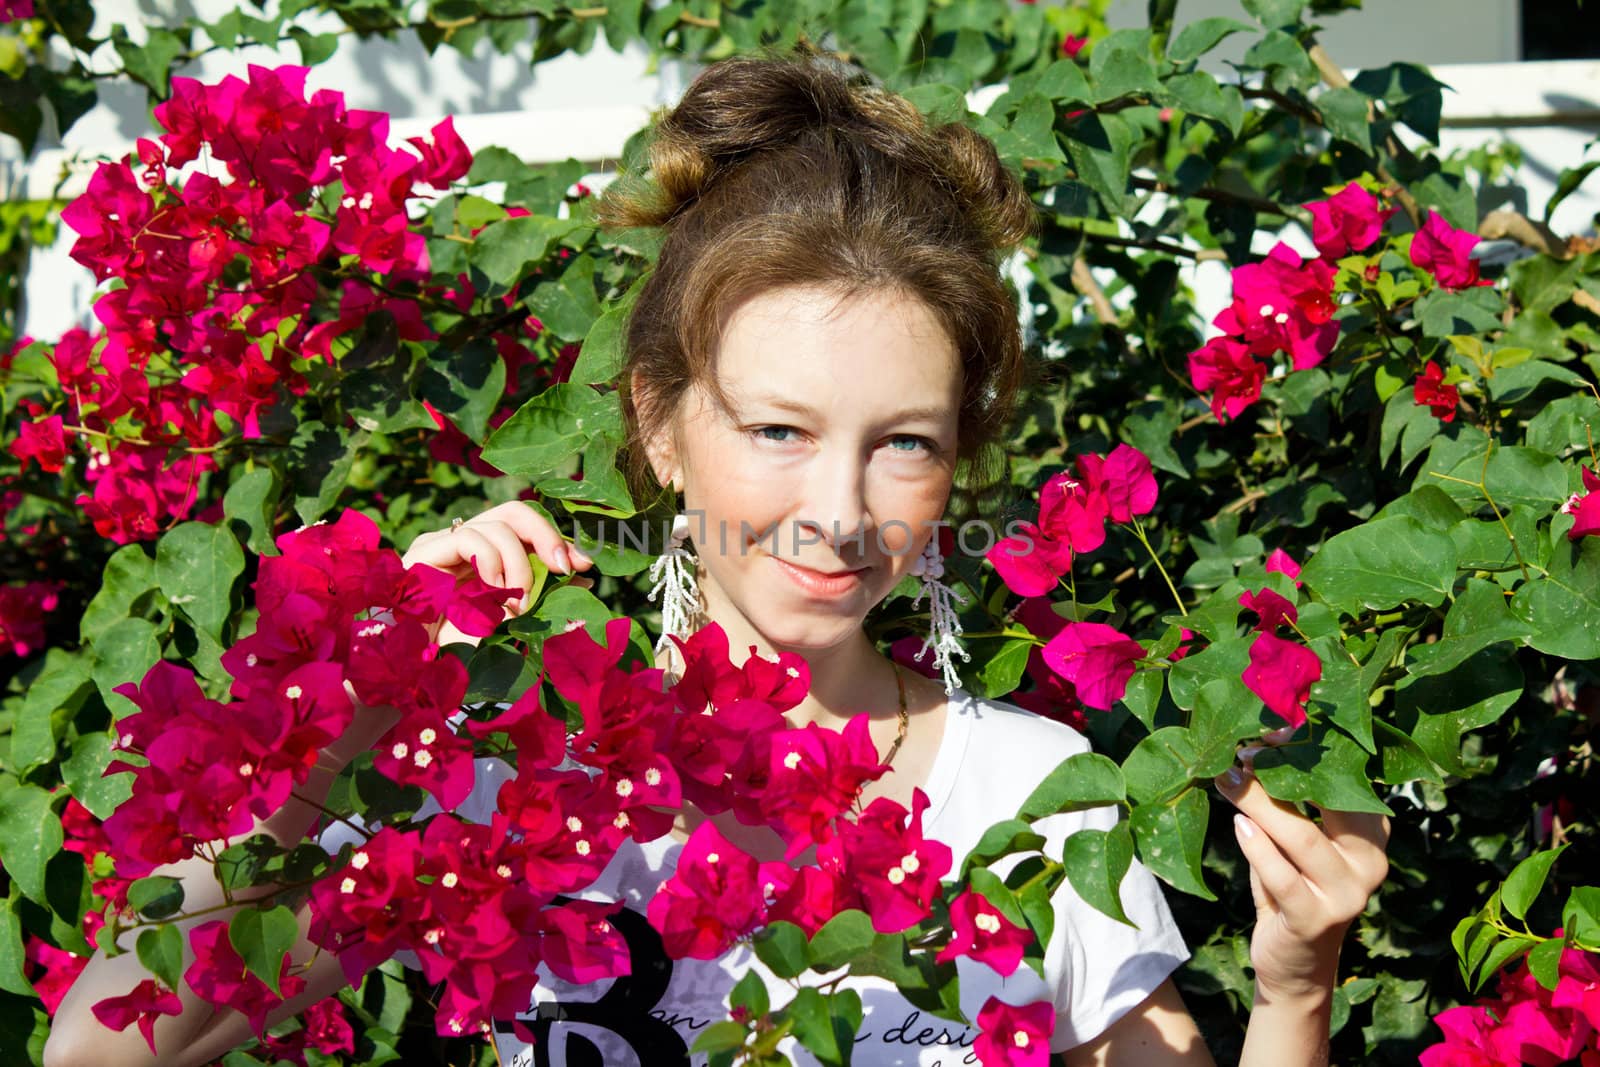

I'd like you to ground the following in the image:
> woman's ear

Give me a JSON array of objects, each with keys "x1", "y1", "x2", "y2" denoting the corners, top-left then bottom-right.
[{"x1": 631, "y1": 369, "x2": 682, "y2": 493}]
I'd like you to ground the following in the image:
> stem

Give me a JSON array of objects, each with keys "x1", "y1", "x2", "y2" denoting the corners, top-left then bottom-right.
[
  {"x1": 288, "y1": 790, "x2": 374, "y2": 842},
  {"x1": 1130, "y1": 518, "x2": 1187, "y2": 616}
]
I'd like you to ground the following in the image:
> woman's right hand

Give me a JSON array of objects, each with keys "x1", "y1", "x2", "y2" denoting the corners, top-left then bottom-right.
[{"x1": 400, "y1": 501, "x2": 595, "y2": 647}]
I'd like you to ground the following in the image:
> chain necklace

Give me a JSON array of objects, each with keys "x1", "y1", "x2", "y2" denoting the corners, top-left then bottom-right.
[{"x1": 883, "y1": 659, "x2": 910, "y2": 767}]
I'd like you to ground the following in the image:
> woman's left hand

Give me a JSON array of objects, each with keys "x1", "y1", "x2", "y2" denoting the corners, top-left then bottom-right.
[{"x1": 1213, "y1": 754, "x2": 1392, "y2": 1000}]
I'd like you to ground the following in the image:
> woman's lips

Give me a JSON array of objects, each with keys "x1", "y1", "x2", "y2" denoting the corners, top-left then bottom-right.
[{"x1": 772, "y1": 556, "x2": 869, "y2": 598}]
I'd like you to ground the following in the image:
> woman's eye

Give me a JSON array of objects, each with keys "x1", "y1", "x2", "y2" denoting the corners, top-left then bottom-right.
[
  {"x1": 751, "y1": 425, "x2": 800, "y2": 443},
  {"x1": 887, "y1": 434, "x2": 937, "y2": 455}
]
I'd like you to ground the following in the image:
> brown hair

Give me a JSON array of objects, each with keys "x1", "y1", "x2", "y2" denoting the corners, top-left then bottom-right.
[{"x1": 599, "y1": 50, "x2": 1037, "y2": 512}]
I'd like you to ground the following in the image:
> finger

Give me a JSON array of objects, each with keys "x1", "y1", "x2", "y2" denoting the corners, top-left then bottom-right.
[
  {"x1": 477, "y1": 502, "x2": 575, "y2": 574},
  {"x1": 1215, "y1": 768, "x2": 1350, "y2": 890},
  {"x1": 462, "y1": 520, "x2": 535, "y2": 604},
  {"x1": 401, "y1": 529, "x2": 473, "y2": 573},
  {"x1": 449, "y1": 529, "x2": 506, "y2": 588},
  {"x1": 1233, "y1": 813, "x2": 1313, "y2": 915},
  {"x1": 1316, "y1": 809, "x2": 1393, "y2": 886},
  {"x1": 1247, "y1": 854, "x2": 1278, "y2": 920}
]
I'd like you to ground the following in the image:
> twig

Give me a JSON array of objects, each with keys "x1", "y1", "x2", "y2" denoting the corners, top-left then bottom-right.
[
  {"x1": 1306, "y1": 42, "x2": 1423, "y2": 227},
  {"x1": 1071, "y1": 256, "x2": 1118, "y2": 325}
]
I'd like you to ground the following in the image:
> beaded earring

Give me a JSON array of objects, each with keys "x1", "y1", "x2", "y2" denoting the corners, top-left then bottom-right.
[
  {"x1": 647, "y1": 511, "x2": 701, "y2": 657},
  {"x1": 909, "y1": 531, "x2": 970, "y2": 696}
]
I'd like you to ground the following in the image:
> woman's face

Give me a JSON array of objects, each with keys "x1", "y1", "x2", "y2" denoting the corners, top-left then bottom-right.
[{"x1": 648, "y1": 283, "x2": 963, "y2": 657}]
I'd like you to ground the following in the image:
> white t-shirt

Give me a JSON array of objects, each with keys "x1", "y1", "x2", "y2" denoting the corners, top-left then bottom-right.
[{"x1": 321, "y1": 688, "x2": 1190, "y2": 1066}]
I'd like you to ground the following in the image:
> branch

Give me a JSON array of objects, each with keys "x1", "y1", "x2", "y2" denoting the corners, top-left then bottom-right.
[
  {"x1": 1129, "y1": 175, "x2": 1300, "y2": 222},
  {"x1": 1478, "y1": 208, "x2": 1570, "y2": 260},
  {"x1": 1071, "y1": 256, "x2": 1118, "y2": 326},
  {"x1": 1060, "y1": 223, "x2": 1229, "y2": 262}
]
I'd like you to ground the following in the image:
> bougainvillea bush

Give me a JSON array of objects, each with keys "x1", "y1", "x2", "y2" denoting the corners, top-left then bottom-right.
[{"x1": 1, "y1": 1, "x2": 1598, "y2": 1064}]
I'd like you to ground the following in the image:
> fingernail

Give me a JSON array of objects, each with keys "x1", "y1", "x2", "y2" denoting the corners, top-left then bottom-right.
[
  {"x1": 519, "y1": 593, "x2": 532, "y2": 612},
  {"x1": 570, "y1": 544, "x2": 592, "y2": 565},
  {"x1": 1237, "y1": 745, "x2": 1264, "y2": 764},
  {"x1": 554, "y1": 548, "x2": 571, "y2": 574},
  {"x1": 1223, "y1": 766, "x2": 1245, "y2": 788},
  {"x1": 1234, "y1": 814, "x2": 1255, "y2": 839},
  {"x1": 1263, "y1": 725, "x2": 1297, "y2": 744}
]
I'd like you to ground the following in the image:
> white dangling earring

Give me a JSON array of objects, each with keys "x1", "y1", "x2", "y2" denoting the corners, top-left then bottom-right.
[
  {"x1": 647, "y1": 512, "x2": 701, "y2": 657},
  {"x1": 909, "y1": 532, "x2": 970, "y2": 697}
]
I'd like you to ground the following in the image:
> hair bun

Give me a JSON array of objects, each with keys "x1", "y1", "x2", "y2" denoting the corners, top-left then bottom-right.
[{"x1": 932, "y1": 122, "x2": 1038, "y2": 253}]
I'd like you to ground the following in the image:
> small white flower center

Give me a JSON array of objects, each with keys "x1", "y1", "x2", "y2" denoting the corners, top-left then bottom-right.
[
  {"x1": 783, "y1": 751, "x2": 803, "y2": 770},
  {"x1": 283, "y1": 685, "x2": 302, "y2": 700},
  {"x1": 615, "y1": 778, "x2": 634, "y2": 797},
  {"x1": 644, "y1": 768, "x2": 661, "y2": 786},
  {"x1": 975, "y1": 912, "x2": 1002, "y2": 934},
  {"x1": 352, "y1": 852, "x2": 370, "y2": 870},
  {"x1": 1014, "y1": 1031, "x2": 1031, "y2": 1048},
  {"x1": 391, "y1": 742, "x2": 408, "y2": 759},
  {"x1": 419, "y1": 728, "x2": 437, "y2": 745},
  {"x1": 413, "y1": 750, "x2": 432, "y2": 768},
  {"x1": 886, "y1": 867, "x2": 906, "y2": 885},
  {"x1": 339, "y1": 877, "x2": 357, "y2": 894},
  {"x1": 441, "y1": 872, "x2": 458, "y2": 888},
  {"x1": 575, "y1": 839, "x2": 591, "y2": 855}
]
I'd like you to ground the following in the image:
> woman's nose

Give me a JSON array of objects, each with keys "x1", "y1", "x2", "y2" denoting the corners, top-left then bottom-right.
[{"x1": 794, "y1": 449, "x2": 871, "y2": 559}]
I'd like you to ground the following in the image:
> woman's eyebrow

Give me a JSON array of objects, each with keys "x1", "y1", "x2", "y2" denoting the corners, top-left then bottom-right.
[{"x1": 745, "y1": 393, "x2": 950, "y2": 423}]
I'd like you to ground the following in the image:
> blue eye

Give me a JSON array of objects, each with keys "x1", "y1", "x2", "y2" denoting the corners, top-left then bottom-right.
[
  {"x1": 751, "y1": 425, "x2": 799, "y2": 443},
  {"x1": 888, "y1": 435, "x2": 938, "y2": 455}
]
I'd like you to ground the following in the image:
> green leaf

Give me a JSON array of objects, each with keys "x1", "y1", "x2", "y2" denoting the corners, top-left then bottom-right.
[
  {"x1": 1317, "y1": 87, "x2": 1374, "y2": 153},
  {"x1": 807, "y1": 910, "x2": 876, "y2": 972},
  {"x1": 0, "y1": 786, "x2": 61, "y2": 902},
  {"x1": 1351, "y1": 62, "x2": 1447, "y2": 143},
  {"x1": 1129, "y1": 788, "x2": 1214, "y2": 900},
  {"x1": 481, "y1": 384, "x2": 621, "y2": 481},
  {"x1": 418, "y1": 340, "x2": 507, "y2": 442},
  {"x1": 1163, "y1": 73, "x2": 1243, "y2": 135},
  {"x1": 691, "y1": 1021, "x2": 750, "y2": 1055},
  {"x1": 92, "y1": 617, "x2": 163, "y2": 718},
  {"x1": 1188, "y1": 678, "x2": 1267, "y2": 776},
  {"x1": 0, "y1": 898, "x2": 30, "y2": 997},
  {"x1": 1063, "y1": 113, "x2": 1133, "y2": 217},
  {"x1": 1061, "y1": 824, "x2": 1136, "y2": 927},
  {"x1": 1407, "y1": 578, "x2": 1532, "y2": 678},
  {"x1": 156, "y1": 522, "x2": 246, "y2": 639},
  {"x1": 1435, "y1": 445, "x2": 1569, "y2": 515},
  {"x1": 752, "y1": 921, "x2": 809, "y2": 979},
  {"x1": 570, "y1": 298, "x2": 632, "y2": 385},
  {"x1": 1512, "y1": 537, "x2": 1600, "y2": 660},
  {"x1": 528, "y1": 253, "x2": 604, "y2": 341},
  {"x1": 960, "y1": 819, "x2": 1048, "y2": 880},
  {"x1": 970, "y1": 636, "x2": 1033, "y2": 701},
  {"x1": 127, "y1": 876, "x2": 186, "y2": 921},
  {"x1": 1167, "y1": 17, "x2": 1255, "y2": 63},
  {"x1": 223, "y1": 468, "x2": 282, "y2": 557},
  {"x1": 1545, "y1": 158, "x2": 1600, "y2": 224},
  {"x1": 1089, "y1": 29, "x2": 1160, "y2": 103},
  {"x1": 1372, "y1": 719, "x2": 1444, "y2": 785},
  {"x1": 1502, "y1": 845, "x2": 1567, "y2": 921},
  {"x1": 1017, "y1": 752, "x2": 1126, "y2": 819},
  {"x1": 1395, "y1": 648, "x2": 1522, "y2": 778},
  {"x1": 469, "y1": 215, "x2": 579, "y2": 288},
  {"x1": 1299, "y1": 517, "x2": 1457, "y2": 617},
  {"x1": 781, "y1": 987, "x2": 861, "y2": 1067},
  {"x1": 288, "y1": 26, "x2": 340, "y2": 65},
  {"x1": 9, "y1": 661, "x2": 90, "y2": 776},
  {"x1": 112, "y1": 26, "x2": 185, "y2": 96},
  {"x1": 1562, "y1": 887, "x2": 1600, "y2": 948},
  {"x1": 229, "y1": 905, "x2": 301, "y2": 998},
  {"x1": 1473, "y1": 935, "x2": 1537, "y2": 992},
  {"x1": 1006, "y1": 92, "x2": 1068, "y2": 165},
  {"x1": 1121, "y1": 726, "x2": 1197, "y2": 804},
  {"x1": 1486, "y1": 360, "x2": 1588, "y2": 405},
  {"x1": 1448, "y1": 507, "x2": 1540, "y2": 573},
  {"x1": 289, "y1": 421, "x2": 364, "y2": 526},
  {"x1": 1527, "y1": 938, "x2": 1565, "y2": 991},
  {"x1": 1250, "y1": 723, "x2": 1393, "y2": 815},
  {"x1": 728, "y1": 969, "x2": 769, "y2": 1020},
  {"x1": 136, "y1": 925, "x2": 185, "y2": 992},
  {"x1": 81, "y1": 544, "x2": 157, "y2": 645},
  {"x1": 1416, "y1": 288, "x2": 1503, "y2": 337}
]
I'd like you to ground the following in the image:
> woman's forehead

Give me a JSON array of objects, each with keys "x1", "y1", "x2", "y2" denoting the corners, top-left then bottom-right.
[{"x1": 711, "y1": 285, "x2": 963, "y2": 413}]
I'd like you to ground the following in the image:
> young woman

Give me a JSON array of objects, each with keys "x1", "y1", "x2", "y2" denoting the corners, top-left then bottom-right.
[{"x1": 46, "y1": 52, "x2": 1389, "y2": 1067}]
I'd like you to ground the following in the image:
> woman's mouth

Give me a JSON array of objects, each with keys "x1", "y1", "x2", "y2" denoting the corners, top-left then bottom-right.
[{"x1": 772, "y1": 556, "x2": 869, "y2": 598}]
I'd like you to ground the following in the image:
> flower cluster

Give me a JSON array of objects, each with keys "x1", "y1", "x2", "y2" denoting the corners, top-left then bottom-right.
[
  {"x1": 1187, "y1": 182, "x2": 1486, "y2": 425},
  {"x1": 985, "y1": 443, "x2": 1159, "y2": 598},
  {"x1": 1561, "y1": 468, "x2": 1600, "y2": 541},
  {"x1": 86, "y1": 507, "x2": 1048, "y2": 1056},
  {"x1": 1422, "y1": 943, "x2": 1600, "y2": 1066},
  {"x1": 25, "y1": 64, "x2": 520, "y2": 543}
]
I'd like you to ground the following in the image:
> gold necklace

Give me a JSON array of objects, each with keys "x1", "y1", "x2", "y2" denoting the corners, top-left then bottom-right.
[{"x1": 883, "y1": 659, "x2": 910, "y2": 767}]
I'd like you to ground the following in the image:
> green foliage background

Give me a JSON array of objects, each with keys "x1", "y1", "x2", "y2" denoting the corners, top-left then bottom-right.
[{"x1": 1, "y1": 0, "x2": 1598, "y2": 1064}]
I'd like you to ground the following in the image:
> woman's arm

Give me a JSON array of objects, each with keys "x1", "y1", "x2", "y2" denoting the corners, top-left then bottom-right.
[{"x1": 1062, "y1": 762, "x2": 1389, "y2": 1067}]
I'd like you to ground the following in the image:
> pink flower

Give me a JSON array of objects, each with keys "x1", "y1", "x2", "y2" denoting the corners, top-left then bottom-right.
[
  {"x1": 1242, "y1": 632, "x2": 1321, "y2": 729},
  {"x1": 1305, "y1": 182, "x2": 1395, "y2": 259},
  {"x1": 406, "y1": 115, "x2": 472, "y2": 188},
  {"x1": 986, "y1": 519, "x2": 1073, "y2": 597},
  {"x1": 1061, "y1": 34, "x2": 1087, "y2": 58},
  {"x1": 1420, "y1": 1004, "x2": 1515, "y2": 1067},
  {"x1": 185, "y1": 920, "x2": 306, "y2": 1038},
  {"x1": 820, "y1": 789, "x2": 951, "y2": 934},
  {"x1": 1077, "y1": 444, "x2": 1158, "y2": 523},
  {"x1": 1041, "y1": 622, "x2": 1144, "y2": 711},
  {"x1": 10, "y1": 414, "x2": 67, "y2": 472},
  {"x1": 1, "y1": 2, "x2": 37, "y2": 22},
  {"x1": 1238, "y1": 587, "x2": 1298, "y2": 633},
  {"x1": 536, "y1": 900, "x2": 632, "y2": 984},
  {"x1": 1410, "y1": 212, "x2": 1488, "y2": 290},
  {"x1": 1265, "y1": 548, "x2": 1302, "y2": 586},
  {"x1": 1188, "y1": 335, "x2": 1266, "y2": 421},
  {"x1": 302, "y1": 997, "x2": 355, "y2": 1056},
  {"x1": 646, "y1": 822, "x2": 767, "y2": 960},
  {"x1": 763, "y1": 716, "x2": 891, "y2": 858},
  {"x1": 975, "y1": 997, "x2": 1055, "y2": 1067},
  {"x1": 1560, "y1": 468, "x2": 1600, "y2": 541},
  {"x1": 1213, "y1": 243, "x2": 1341, "y2": 370},
  {"x1": 0, "y1": 580, "x2": 61, "y2": 657},
  {"x1": 91, "y1": 979, "x2": 184, "y2": 1055},
  {"x1": 935, "y1": 891, "x2": 1034, "y2": 976},
  {"x1": 763, "y1": 864, "x2": 850, "y2": 936},
  {"x1": 1414, "y1": 361, "x2": 1460, "y2": 422}
]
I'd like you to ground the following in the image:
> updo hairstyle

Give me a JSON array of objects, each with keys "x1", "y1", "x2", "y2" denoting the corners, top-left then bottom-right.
[{"x1": 599, "y1": 50, "x2": 1038, "y2": 509}]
